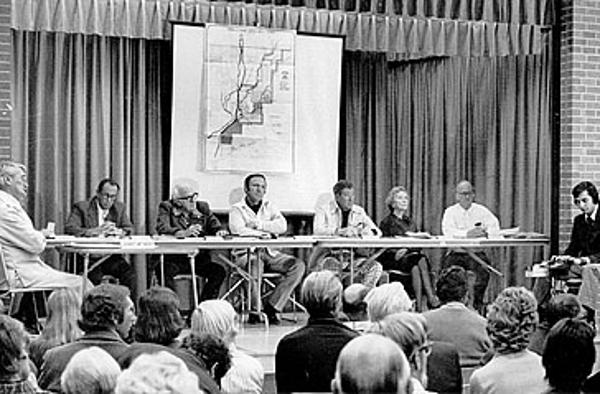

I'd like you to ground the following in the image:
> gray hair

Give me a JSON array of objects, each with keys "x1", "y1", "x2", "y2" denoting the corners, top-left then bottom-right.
[
  {"x1": 190, "y1": 300, "x2": 238, "y2": 345},
  {"x1": 365, "y1": 282, "x2": 413, "y2": 322},
  {"x1": 61, "y1": 347, "x2": 121, "y2": 394},
  {"x1": 384, "y1": 186, "x2": 408, "y2": 211},
  {"x1": 369, "y1": 312, "x2": 428, "y2": 361},
  {"x1": 171, "y1": 179, "x2": 198, "y2": 200},
  {"x1": 0, "y1": 161, "x2": 26, "y2": 188},
  {"x1": 301, "y1": 270, "x2": 343, "y2": 317}
]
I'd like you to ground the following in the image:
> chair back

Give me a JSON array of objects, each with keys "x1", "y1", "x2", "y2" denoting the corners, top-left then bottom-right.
[{"x1": 0, "y1": 244, "x2": 11, "y2": 291}]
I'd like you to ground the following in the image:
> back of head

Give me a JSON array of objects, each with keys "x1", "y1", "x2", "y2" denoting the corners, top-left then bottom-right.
[
  {"x1": 486, "y1": 286, "x2": 538, "y2": 354},
  {"x1": 134, "y1": 286, "x2": 184, "y2": 345},
  {"x1": 301, "y1": 270, "x2": 343, "y2": 317},
  {"x1": 115, "y1": 351, "x2": 201, "y2": 394},
  {"x1": 0, "y1": 315, "x2": 28, "y2": 381},
  {"x1": 334, "y1": 334, "x2": 410, "y2": 394},
  {"x1": 543, "y1": 318, "x2": 595, "y2": 392},
  {"x1": 182, "y1": 333, "x2": 232, "y2": 383},
  {"x1": 546, "y1": 293, "x2": 581, "y2": 327},
  {"x1": 436, "y1": 265, "x2": 468, "y2": 303},
  {"x1": 43, "y1": 288, "x2": 82, "y2": 346},
  {"x1": 79, "y1": 284, "x2": 130, "y2": 333},
  {"x1": 61, "y1": 346, "x2": 121, "y2": 394},
  {"x1": 369, "y1": 312, "x2": 428, "y2": 361},
  {"x1": 343, "y1": 283, "x2": 370, "y2": 320},
  {"x1": 365, "y1": 283, "x2": 412, "y2": 322},
  {"x1": 191, "y1": 299, "x2": 238, "y2": 344}
]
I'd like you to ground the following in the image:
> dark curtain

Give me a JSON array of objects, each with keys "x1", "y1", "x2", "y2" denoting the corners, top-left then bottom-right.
[{"x1": 343, "y1": 51, "x2": 552, "y2": 286}]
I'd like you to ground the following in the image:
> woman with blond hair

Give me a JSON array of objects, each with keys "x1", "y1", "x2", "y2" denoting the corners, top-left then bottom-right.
[{"x1": 29, "y1": 288, "x2": 82, "y2": 369}]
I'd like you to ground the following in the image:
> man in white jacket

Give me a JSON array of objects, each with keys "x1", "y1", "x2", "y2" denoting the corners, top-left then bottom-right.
[{"x1": 229, "y1": 173, "x2": 305, "y2": 324}]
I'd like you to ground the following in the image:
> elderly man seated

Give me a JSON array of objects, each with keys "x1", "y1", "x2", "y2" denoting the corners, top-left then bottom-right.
[{"x1": 155, "y1": 181, "x2": 228, "y2": 301}]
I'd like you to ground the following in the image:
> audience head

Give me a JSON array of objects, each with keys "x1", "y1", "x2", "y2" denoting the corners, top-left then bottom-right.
[
  {"x1": 191, "y1": 299, "x2": 238, "y2": 345},
  {"x1": 455, "y1": 180, "x2": 474, "y2": 209},
  {"x1": 79, "y1": 284, "x2": 136, "y2": 340},
  {"x1": 486, "y1": 286, "x2": 538, "y2": 354},
  {"x1": 95, "y1": 178, "x2": 120, "y2": 210},
  {"x1": 42, "y1": 288, "x2": 82, "y2": 346},
  {"x1": 182, "y1": 333, "x2": 232, "y2": 385},
  {"x1": 545, "y1": 293, "x2": 582, "y2": 327},
  {"x1": 134, "y1": 286, "x2": 184, "y2": 346},
  {"x1": 542, "y1": 318, "x2": 595, "y2": 392},
  {"x1": 365, "y1": 282, "x2": 412, "y2": 322},
  {"x1": 343, "y1": 283, "x2": 370, "y2": 321},
  {"x1": 572, "y1": 181, "x2": 599, "y2": 215},
  {"x1": 0, "y1": 161, "x2": 28, "y2": 203},
  {"x1": 436, "y1": 265, "x2": 468, "y2": 304},
  {"x1": 115, "y1": 351, "x2": 202, "y2": 394},
  {"x1": 301, "y1": 270, "x2": 343, "y2": 318},
  {"x1": 333, "y1": 180, "x2": 354, "y2": 211},
  {"x1": 369, "y1": 312, "x2": 430, "y2": 386},
  {"x1": 243, "y1": 173, "x2": 267, "y2": 204},
  {"x1": 0, "y1": 315, "x2": 30, "y2": 382},
  {"x1": 60, "y1": 346, "x2": 121, "y2": 394},
  {"x1": 385, "y1": 186, "x2": 410, "y2": 213},
  {"x1": 332, "y1": 334, "x2": 411, "y2": 394}
]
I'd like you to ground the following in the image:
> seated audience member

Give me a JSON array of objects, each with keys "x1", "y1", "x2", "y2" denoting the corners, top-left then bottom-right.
[
  {"x1": 229, "y1": 173, "x2": 305, "y2": 324},
  {"x1": 332, "y1": 334, "x2": 411, "y2": 394},
  {"x1": 155, "y1": 182, "x2": 227, "y2": 300},
  {"x1": 38, "y1": 284, "x2": 136, "y2": 392},
  {"x1": 342, "y1": 283, "x2": 370, "y2": 322},
  {"x1": 379, "y1": 186, "x2": 438, "y2": 311},
  {"x1": 0, "y1": 161, "x2": 90, "y2": 293},
  {"x1": 542, "y1": 318, "x2": 595, "y2": 393},
  {"x1": 276, "y1": 271, "x2": 359, "y2": 393},
  {"x1": 116, "y1": 351, "x2": 203, "y2": 394},
  {"x1": 529, "y1": 293, "x2": 582, "y2": 355},
  {"x1": 64, "y1": 178, "x2": 135, "y2": 289},
  {"x1": 0, "y1": 315, "x2": 37, "y2": 393},
  {"x1": 191, "y1": 299, "x2": 264, "y2": 394},
  {"x1": 60, "y1": 346, "x2": 121, "y2": 394},
  {"x1": 469, "y1": 287, "x2": 545, "y2": 394},
  {"x1": 441, "y1": 180, "x2": 500, "y2": 312},
  {"x1": 182, "y1": 333, "x2": 232, "y2": 388},
  {"x1": 117, "y1": 287, "x2": 220, "y2": 394},
  {"x1": 423, "y1": 265, "x2": 492, "y2": 367},
  {"x1": 365, "y1": 282, "x2": 462, "y2": 393},
  {"x1": 311, "y1": 180, "x2": 383, "y2": 287},
  {"x1": 369, "y1": 312, "x2": 434, "y2": 393},
  {"x1": 29, "y1": 288, "x2": 82, "y2": 370}
]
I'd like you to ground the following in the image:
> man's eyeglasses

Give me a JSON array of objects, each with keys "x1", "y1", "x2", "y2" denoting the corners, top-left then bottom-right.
[
  {"x1": 176, "y1": 193, "x2": 198, "y2": 202},
  {"x1": 457, "y1": 191, "x2": 474, "y2": 196},
  {"x1": 99, "y1": 193, "x2": 118, "y2": 200}
]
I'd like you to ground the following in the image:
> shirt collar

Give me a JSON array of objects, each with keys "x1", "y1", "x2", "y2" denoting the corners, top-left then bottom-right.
[
  {"x1": 589, "y1": 204, "x2": 598, "y2": 221},
  {"x1": 0, "y1": 189, "x2": 21, "y2": 207}
]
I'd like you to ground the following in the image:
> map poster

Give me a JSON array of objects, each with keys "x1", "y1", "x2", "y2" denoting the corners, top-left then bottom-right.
[{"x1": 202, "y1": 24, "x2": 295, "y2": 173}]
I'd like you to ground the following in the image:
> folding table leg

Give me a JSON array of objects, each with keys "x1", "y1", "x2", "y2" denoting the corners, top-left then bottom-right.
[{"x1": 188, "y1": 251, "x2": 199, "y2": 309}]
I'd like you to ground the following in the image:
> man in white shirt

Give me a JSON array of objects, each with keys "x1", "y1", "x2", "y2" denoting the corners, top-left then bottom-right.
[
  {"x1": 311, "y1": 180, "x2": 383, "y2": 287},
  {"x1": 441, "y1": 180, "x2": 500, "y2": 312},
  {"x1": 229, "y1": 173, "x2": 305, "y2": 324}
]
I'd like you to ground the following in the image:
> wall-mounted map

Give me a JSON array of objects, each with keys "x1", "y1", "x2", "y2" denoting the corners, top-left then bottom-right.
[{"x1": 202, "y1": 24, "x2": 295, "y2": 172}]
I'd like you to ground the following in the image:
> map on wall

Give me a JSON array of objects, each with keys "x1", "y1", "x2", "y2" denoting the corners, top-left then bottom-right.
[{"x1": 201, "y1": 24, "x2": 296, "y2": 172}]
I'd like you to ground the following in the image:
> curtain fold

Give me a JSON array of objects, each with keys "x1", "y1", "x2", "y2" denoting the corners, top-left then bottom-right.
[{"x1": 12, "y1": 0, "x2": 551, "y2": 59}]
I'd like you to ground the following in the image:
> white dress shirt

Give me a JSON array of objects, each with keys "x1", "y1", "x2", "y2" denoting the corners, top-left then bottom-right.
[
  {"x1": 313, "y1": 200, "x2": 381, "y2": 237},
  {"x1": 441, "y1": 202, "x2": 500, "y2": 238}
]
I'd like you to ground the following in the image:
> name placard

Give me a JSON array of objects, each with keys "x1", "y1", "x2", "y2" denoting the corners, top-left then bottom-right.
[{"x1": 120, "y1": 237, "x2": 157, "y2": 249}]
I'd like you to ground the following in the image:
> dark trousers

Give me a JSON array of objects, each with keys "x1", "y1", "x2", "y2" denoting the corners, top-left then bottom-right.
[
  {"x1": 87, "y1": 254, "x2": 135, "y2": 292},
  {"x1": 442, "y1": 251, "x2": 490, "y2": 312},
  {"x1": 160, "y1": 250, "x2": 227, "y2": 301}
]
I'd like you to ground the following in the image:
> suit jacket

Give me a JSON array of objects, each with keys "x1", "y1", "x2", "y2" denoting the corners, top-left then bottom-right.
[
  {"x1": 117, "y1": 342, "x2": 221, "y2": 394},
  {"x1": 427, "y1": 341, "x2": 462, "y2": 394},
  {"x1": 38, "y1": 330, "x2": 129, "y2": 392},
  {"x1": 275, "y1": 317, "x2": 359, "y2": 393},
  {"x1": 565, "y1": 212, "x2": 600, "y2": 263},
  {"x1": 156, "y1": 200, "x2": 223, "y2": 236},
  {"x1": 65, "y1": 196, "x2": 133, "y2": 236}
]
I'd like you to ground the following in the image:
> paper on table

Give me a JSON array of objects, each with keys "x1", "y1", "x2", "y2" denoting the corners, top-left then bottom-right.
[
  {"x1": 404, "y1": 231, "x2": 433, "y2": 239},
  {"x1": 498, "y1": 227, "x2": 520, "y2": 236}
]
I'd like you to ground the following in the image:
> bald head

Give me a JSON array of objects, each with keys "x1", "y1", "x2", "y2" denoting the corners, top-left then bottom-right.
[
  {"x1": 455, "y1": 180, "x2": 475, "y2": 209},
  {"x1": 333, "y1": 334, "x2": 411, "y2": 394}
]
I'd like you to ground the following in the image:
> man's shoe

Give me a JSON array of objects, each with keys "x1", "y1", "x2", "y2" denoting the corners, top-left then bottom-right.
[
  {"x1": 263, "y1": 303, "x2": 281, "y2": 325},
  {"x1": 247, "y1": 312, "x2": 264, "y2": 325}
]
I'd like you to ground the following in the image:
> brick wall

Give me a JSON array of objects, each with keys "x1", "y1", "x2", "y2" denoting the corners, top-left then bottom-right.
[
  {"x1": 0, "y1": 0, "x2": 9, "y2": 160},
  {"x1": 559, "y1": 0, "x2": 600, "y2": 251}
]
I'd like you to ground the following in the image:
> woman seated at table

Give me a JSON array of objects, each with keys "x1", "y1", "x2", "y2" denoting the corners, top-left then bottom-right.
[{"x1": 379, "y1": 186, "x2": 438, "y2": 311}]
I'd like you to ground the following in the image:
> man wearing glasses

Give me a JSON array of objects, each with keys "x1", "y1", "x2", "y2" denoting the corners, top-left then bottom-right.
[
  {"x1": 155, "y1": 182, "x2": 227, "y2": 301},
  {"x1": 441, "y1": 180, "x2": 500, "y2": 312},
  {"x1": 65, "y1": 178, "x2": 135, "y2": 289}
]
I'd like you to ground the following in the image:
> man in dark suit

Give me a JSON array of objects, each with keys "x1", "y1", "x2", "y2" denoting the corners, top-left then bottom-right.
[
  {"x1": 38, "y1": 284, "x2": 136, "y2": 392},
  {"x1": 65, "y1": 178, "x2": 135, "y2": 289},
  {"x1": 155, "y1": 182, "x2": 227, "y2": 301}
]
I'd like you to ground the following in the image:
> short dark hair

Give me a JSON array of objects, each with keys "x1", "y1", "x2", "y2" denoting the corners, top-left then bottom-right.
[
  {"x1": 243, "y1": 173, "x2": 266, "y2": 191},
  {"x1": 182, "y1": 333, "x2": 232, "y2": 384},
  {"x1": 79, "y1": 284, "x2": 130, "y2": 333},
  {"x1": 543, "y1": 318, "x2": 595, "y2": 392},
  {"x1": 0, "y1": 315, "x2": 28, "y2": 380},
  {"x1": 546, "y1": 293, "x2": 581, "y2": 327},
  {"x1": 96, "y1": 178, "x2": 120, "y2": 193},
  {"x1": 133, "y1": 287, "x2": 184, "y2": 345},
  {"x1": 436, "y1": 265, "x2": 468, "y2": 303},
  {"x1": 333, "y1": 180, "x2": 353, "y2": 196},
  {"x1": 572, "y1": 181, "x2": 599, "y2": 204}
]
